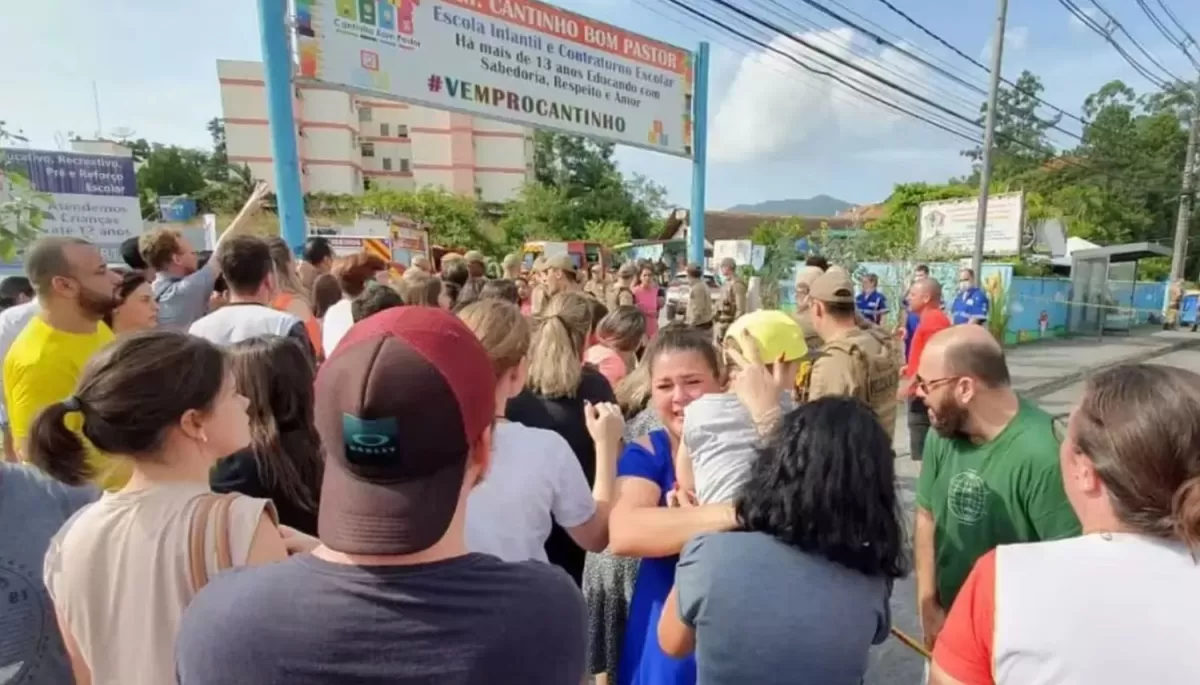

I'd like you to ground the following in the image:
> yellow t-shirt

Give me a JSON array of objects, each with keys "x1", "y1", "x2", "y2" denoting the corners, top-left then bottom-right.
[{"x1": 3, "y1": 317, "x2": 128, "y2": 490}]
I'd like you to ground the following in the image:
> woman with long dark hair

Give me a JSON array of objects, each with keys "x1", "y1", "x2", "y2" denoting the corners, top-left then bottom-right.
[
  {"x1": 211, "y1": 336, "x2": 324, "y2": 534},
  {"x1": 656, "y1": 397, "x2": 907, "y2": 685}
]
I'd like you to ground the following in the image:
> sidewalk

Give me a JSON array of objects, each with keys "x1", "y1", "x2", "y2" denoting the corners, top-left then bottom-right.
[{"x1": 891, "y1": 328, "x2": 1200, "y2": 458}]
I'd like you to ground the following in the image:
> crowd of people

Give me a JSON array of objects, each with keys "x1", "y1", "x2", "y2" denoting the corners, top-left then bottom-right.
[{"x1": 2, "y1": 191, "x2": 1199, "y2": 685}]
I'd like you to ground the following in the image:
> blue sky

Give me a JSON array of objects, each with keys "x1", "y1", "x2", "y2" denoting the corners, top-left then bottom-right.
[{"x1": 2, "y1": 0, "x2": 1197, "y2": 209}]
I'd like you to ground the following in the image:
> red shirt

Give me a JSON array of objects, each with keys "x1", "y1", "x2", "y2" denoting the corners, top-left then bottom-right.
[{"x1": 903, "y1": 308, "x2": 952, "y2": 379}]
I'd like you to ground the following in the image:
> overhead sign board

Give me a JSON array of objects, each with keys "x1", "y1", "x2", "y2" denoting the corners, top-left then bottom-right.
[
  {"x1": 917, "y1": 192, "x2": 1025, "y2": 257},
  {"x1": 0, "y1": 148, "x2": 143, "y2": 265},
  {"x1": 294, "y1": 0, "x2": 695, "y2": 157}
]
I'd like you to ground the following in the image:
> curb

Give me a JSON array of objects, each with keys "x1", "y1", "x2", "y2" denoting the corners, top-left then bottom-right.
[{"x1": 1023, "y1": 336, "x2": 1200, "y2": 399}]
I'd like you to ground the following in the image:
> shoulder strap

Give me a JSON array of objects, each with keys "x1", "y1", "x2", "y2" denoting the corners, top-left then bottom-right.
[{"x1": 187, "y1": 493, "x2": 239, "y2": 595}]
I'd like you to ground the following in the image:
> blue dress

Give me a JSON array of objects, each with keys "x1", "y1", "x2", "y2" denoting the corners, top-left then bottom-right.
[{"x1": 617, "y1": 429, "x2": 697, "y2": 685}]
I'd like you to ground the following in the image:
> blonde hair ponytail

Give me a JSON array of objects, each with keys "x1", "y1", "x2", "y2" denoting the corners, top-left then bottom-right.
[{"x1": 526, "y1": 291, "x2": 591, "y2": 398}]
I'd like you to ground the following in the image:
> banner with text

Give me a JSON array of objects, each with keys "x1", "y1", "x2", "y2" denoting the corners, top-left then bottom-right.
[
  {"x1": 1, "y1": 148, "x2": 142, "y2": 265},
  {"x1": 917, "y1": 192, "x2": 1025, "y2": 257},
  {"x1": 294, "y1": 0, "x2": 695, "y2": 157}
]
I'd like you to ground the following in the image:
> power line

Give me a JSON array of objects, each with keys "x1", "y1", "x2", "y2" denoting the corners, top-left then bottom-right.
[
  {"x1": 655, "y1": 0, "x2": 986, "y2": 145},
  {"x1": 1085, "y1": 0, "x2": 1187, "y2": 82},
  {"x1": 665, "y1": 0, "x2": 1189, "y2": 189},
  {"x1": 866, "y1": 0, "x2": 1091, "y2": 127},
  {"x1": 748, "y1": 0, "x2": 985, "y2": 116},
  {"x1": 753, "y1": 0, "x2": 1085, "y2": 144},
  {"x1": 1154, "y1": 0, "x2": 1199, "y2": 48},
  {"x1": 1136, "y1": 0, "x2": 1200, "y2": 70},
  {"x1": 1055, "y1": 0, "x2": 1172, "y2": 88},
  {"x1": 639, "y1": 0, "x2": 961, "y2": 136}
]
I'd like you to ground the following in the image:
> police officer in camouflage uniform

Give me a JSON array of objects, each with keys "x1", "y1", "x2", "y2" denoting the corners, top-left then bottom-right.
[
  {"x1": 715, "y1": 257, "x2": 748, "y2": 341},
  {"x1": 805, "y1": 270, "x2": 902, "y2": 439}
]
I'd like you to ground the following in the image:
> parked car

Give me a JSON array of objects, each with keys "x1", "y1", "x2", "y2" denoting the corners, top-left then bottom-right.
[{"x1": 665, "y1": 271, "x2": 720, "y2": 320}]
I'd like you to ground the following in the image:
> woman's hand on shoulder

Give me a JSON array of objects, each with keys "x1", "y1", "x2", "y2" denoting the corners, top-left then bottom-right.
[{"x1": 278, "y1": 525, "x2": 320, "y2": 555}]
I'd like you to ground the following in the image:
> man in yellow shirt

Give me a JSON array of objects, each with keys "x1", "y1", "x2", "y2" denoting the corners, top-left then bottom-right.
[{"x1": 4, "y1": 237, "x2": 126, "y2": 489}]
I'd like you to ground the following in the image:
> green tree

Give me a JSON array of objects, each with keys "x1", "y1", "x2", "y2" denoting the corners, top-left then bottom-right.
[
  {"x1": 0, "y1": 121, "x2": 46, "y2": 260},
  {"x1": 962, "y1": 70, "x2": 1060, "y2": 183},
  {"x1": 205, "y1": 118, "x2": 229, "y2": 182},
  {"x1": 750, "y1": 217, "x2": 806, "y2": 309},
  {"x1": 497, "y1": 182, "x2": 572, "y2": 249},
  {"x1": 359, "y1": 187, "x2": 489, "y2": 252},
  {"x1": 867, "y1": 182, "x2": 976, "y2": 251},
  {"x1": 136, "y1": 144, "x2": 210, "y2": 218},
  {"x1": 583, "y1": 219, "x2": 631, "y2": 247},
  {"x1": 529, "y1": 131, "x2": 667, "y2": 239}
]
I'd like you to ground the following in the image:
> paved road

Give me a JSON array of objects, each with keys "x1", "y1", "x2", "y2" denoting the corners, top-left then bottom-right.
[{"x1": 864, "y1": 346, "x2": 1200, "y2": 684}]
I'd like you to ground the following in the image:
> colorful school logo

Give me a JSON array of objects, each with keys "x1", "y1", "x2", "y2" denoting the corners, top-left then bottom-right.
[{"x1": 334, "y1": 0, "x2": 421, "y2": 49}]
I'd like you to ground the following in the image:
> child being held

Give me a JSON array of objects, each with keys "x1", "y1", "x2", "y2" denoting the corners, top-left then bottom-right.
[{"x1": 675, "y1": 310, "x2": 807, "y2": 504}]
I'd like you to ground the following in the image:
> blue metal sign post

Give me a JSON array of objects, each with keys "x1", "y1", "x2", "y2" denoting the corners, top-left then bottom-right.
[
  {"x1": 258, "y1": 0, "x2": 307, "y2": 254},
  {"x1": 688, "y1": 42, "x2": 710, "y2": 268}
]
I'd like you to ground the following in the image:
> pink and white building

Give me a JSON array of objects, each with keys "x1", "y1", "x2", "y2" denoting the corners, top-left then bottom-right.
[{"x1": 216, "y1": 59, "x2": 535, "y2": 202}]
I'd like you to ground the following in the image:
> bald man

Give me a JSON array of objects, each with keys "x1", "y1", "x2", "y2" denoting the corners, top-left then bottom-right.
[
  {"x1": 900, "y1": 278, "x2": 950, "y2": 462},
  {"x1": 912, "y1": 324, "x2": 1079, "y2": 653}
]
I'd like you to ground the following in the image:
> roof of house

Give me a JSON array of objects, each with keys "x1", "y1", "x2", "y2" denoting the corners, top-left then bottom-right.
[{"x1": 658, "y1": 209, "x2": 859, "y2": 242}]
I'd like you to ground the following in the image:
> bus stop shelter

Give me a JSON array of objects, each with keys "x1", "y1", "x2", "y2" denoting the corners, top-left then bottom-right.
[{"x1": 1068, "y1": 242, "x2": 1171, "y2": 336}]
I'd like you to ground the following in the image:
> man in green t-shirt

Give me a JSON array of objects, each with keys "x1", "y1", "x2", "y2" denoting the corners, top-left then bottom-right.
[{"x1": 913, "y1": 325, "x2": 1080, "y2": 651}]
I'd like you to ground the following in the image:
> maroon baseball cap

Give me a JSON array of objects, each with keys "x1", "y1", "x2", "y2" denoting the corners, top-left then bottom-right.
[{"x1": 313, "y1": 306, "x2": 496, "y2": 555}]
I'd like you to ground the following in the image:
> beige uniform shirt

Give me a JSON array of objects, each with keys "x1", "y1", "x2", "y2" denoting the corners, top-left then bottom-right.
[
  {"x1": 686, "y1": 280, "x2": 714, "y2": 326},
  {"x1": 807, "y1": 326, "x2": 901, "y2": 438},
  {"x1": 607, "y1": 285, "x2": 635, "y2": 310},
  {"x1": 718, "y1": 277, "x2": 748, "y2": 323}
]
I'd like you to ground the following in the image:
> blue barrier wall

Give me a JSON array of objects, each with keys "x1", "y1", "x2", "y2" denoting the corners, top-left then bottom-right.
[{"x1": 777, "y1": 259, "x2": 1166, "y2": 345}]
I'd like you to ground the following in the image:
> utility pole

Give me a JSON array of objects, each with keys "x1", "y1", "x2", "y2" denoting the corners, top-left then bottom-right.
[
  {"x1": 972, "y1": 0, "x2": 1009, "y2": 278},
  {"x1": 1173, "y1": 81, "x2": 1199, "y2": 281}
]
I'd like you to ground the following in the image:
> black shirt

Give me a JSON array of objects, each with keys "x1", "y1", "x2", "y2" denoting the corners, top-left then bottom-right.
[
  {"x1": 211, "y1": 449, "x2": 319, "y2": 535},
  {"x1": 505, "y1": 365, "x2": 616, "y2": 584}
]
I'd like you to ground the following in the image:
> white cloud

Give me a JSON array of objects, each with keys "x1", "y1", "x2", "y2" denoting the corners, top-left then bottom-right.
[
  {"x1": 980, "y1": 25, "x2": 1028, "y2": 61},
  {"x1": 708, "y1": 28, "x2": 962, "y2": 164},
  {"x1": 1068, "y1": 7, "x2": 1102, "y2": 32}
]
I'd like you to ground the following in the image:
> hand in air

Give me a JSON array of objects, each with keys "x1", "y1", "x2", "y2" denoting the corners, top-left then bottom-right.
[{"x1": 584, "y1": 401, "x2": 625, "y2": 446}]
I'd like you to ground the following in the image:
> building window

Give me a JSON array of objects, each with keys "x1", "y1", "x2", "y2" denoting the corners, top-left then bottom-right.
[
  {"x1": 359, "y1": 106, "x2": 372, "y2": 122},
  {"x1": 399, "y1": 158, "x2": 410, "y2": 172},
  {"x1": 397, "y1": 124, "x2": 409, "y2": 137},
  {"x1": 361, "y1": 142, "x2": 376, "y2": 157},
  {"x1": 380, "y1": 123, "x2": 389, "y2": 137},
  {"x1": 382, "y1": 157, "x2": 393, "y2": 171}
]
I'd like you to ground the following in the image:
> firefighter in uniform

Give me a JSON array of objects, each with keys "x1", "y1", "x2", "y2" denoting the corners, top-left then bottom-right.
[
  {"x1": 715, "y1": 257, "x2": 748, "y2": 341},
  {"x1": 804, "y1": 270, "x2": 902, "y2": 439},
  {"x1": 684, "y1": 263, "x2": 714, "y2": 333},
  {"x1": 584, "y1": 263, "x2": 608, "y2": 302},
  {"x1": 607, "y1": 263, "x2": 637, "y2": 310}
]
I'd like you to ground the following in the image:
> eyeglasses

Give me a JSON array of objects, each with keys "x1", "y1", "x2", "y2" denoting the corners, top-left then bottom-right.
[{"x1": 914, "y1": 375, "x2": 959, "y2": 394}]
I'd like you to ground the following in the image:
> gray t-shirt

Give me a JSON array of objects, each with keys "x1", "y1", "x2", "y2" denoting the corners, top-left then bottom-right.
[
  {"x1": 683, "y1": 392, "x2": 792, "y2": 504},
  {"x1": 0, "y1": 464, "x2": 98, "y2": 685},
  {"x1": 677, "y1": 532, "x2": 890, "y2": 685},
  {"x1": 152, "y1": 267, "x2": 218, "y2": 330},
  {"x1": 175, "y1": 553, "x2": 587, "y2": 685}
]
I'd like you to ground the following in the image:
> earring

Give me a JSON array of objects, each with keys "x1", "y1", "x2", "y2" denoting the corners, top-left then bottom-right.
[{"x1": 197, "y1": 433, "x2": 209, "y2": 444}]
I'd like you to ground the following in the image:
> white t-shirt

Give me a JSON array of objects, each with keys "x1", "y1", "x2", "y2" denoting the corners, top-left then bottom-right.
[
  {"x1": 321, "y1": 299, "x2": 354, "y2": 356},
  {"x1": 0, "y1": 301, "x2": 39, "y2": 424},
  {"x1": 188, "y1": 302, "x2": 309, "y2": 355},
  {"x1": 465, "y1": 421, "x2": 596, "y2": 563}
]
